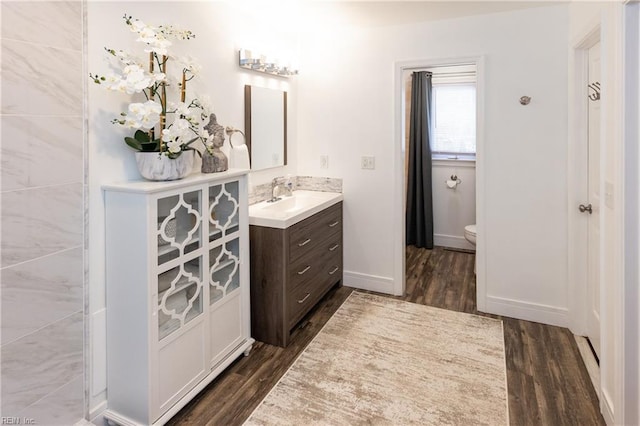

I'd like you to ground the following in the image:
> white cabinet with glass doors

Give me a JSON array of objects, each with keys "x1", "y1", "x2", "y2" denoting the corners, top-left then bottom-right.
[{"x1": 102, "y1": 170, "x2": 253, "y2": 426}]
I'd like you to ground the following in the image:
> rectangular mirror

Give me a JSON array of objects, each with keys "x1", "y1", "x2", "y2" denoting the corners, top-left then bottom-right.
[{"x1": 244, "y1": 85, "x2": 287, "y2": 170}]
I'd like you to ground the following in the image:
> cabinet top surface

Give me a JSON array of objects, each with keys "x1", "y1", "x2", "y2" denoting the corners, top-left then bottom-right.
[
  {"x1": 102, "y1": 169, "x2": 249, "y2": 194},
  {"x1": 249, "y1": 190, "x2": 343, "y2": 229}
]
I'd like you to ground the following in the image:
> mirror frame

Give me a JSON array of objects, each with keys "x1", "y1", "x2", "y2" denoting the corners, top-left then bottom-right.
[{"x1": 244, "y1": 85, "x2": 288, "y2": 169}]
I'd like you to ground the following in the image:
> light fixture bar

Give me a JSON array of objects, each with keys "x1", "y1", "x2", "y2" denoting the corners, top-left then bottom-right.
[{"x1": 238, "y1": 49, "x2": 299, "y2": 77}]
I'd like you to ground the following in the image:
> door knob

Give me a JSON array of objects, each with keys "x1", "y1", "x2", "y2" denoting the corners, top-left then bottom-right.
[{"x1": 579, "y1": 203, "x2": 593, "y2": 214}]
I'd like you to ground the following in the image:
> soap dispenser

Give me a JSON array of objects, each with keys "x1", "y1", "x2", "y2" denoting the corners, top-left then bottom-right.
[{"x1": 284, "y1": 175, "x2": 293, "y2": 196}]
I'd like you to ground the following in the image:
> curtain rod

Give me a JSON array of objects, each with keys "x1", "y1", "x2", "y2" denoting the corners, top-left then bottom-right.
[{"x1": 414, "y1": 70, "x2": 476, "y2": 77}]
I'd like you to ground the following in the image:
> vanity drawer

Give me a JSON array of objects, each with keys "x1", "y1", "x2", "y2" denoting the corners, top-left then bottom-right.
[
  {"x1": 288, "y1": 276, "x2": 323, "y2": 328},
  {"x1": 288, "y1": 234, "x2": 342, "y2": 291},
  {"x1": 289, "y1": 203, "x2": 342, "y2": 263},
  {"x1": 318, "y1": 257, "x2": 342, "y2": 290},
  {"x1": 288, "y1": 258, "x2": 341, "y2": 328}
]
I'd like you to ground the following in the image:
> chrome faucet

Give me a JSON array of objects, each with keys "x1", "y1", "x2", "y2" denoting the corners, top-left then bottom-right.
[
  {"x1": 269, "y1": 176, "x2": 293, "y2": 203},
  {"x1": 269, "y1": 177, "x2": 284, "y2": 203}
]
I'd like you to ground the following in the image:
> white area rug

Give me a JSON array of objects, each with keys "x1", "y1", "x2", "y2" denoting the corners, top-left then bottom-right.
[{"x1": 245, "y1": 292, "x2": 508, "y2": 425}]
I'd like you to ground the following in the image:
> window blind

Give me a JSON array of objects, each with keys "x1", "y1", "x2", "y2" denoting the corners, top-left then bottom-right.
[{"x1": 431, "y1": 83, "x2": 476, "y2": 155}]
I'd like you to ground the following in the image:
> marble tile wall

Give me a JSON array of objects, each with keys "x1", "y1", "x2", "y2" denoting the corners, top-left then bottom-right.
[
  {"x1": 249, "y1": 176, "x2": 343, "y2": 205},
  {"x1": 295, "y1": 176, "x2": 343, "y2": 193},
  {"x1": 1, "y1": 1, "x2": 85, "y2": 423}
]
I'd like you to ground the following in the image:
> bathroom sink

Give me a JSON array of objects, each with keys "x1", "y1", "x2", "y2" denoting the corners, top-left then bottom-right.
[{"x1": 249, "y1": 190, "x2": 343, "y2": 229}]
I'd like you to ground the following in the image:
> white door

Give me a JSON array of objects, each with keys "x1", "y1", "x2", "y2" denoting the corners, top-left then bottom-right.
[{"x1": 585, "y1": 42, "x2": 601, "y2": 359}]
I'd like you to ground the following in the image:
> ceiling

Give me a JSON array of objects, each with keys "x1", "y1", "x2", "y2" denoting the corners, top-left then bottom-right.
[{"x1": 301, "y1": 1, "x2": 567, "y2": 28}]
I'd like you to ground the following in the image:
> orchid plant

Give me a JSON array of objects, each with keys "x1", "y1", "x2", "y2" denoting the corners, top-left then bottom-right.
[{"x1": 90, "y1": 14, "x2": 213, "y2": 158}]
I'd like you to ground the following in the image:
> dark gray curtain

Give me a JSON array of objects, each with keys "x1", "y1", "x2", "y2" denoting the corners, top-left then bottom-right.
[{"x1": 406, "y1": 71, "x2": 434, "y2": 249}]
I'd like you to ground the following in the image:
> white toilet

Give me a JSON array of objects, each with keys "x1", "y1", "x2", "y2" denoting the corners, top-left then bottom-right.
[
  {"x1": 464, "y1": 224, "x2": 477, "y2": 247},
  {"x1": 464, "y1": 224, "x2": 477, "y2": 274}
]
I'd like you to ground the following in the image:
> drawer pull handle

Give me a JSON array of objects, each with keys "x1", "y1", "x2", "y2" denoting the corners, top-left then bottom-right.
[
  {"x1": 329, "y1": 266, "x2": 340, "y2": 275},
  {"x1": 328, "y1": 221, "x2": 340, "y2": 228},
  {"x1": 329, "y1": 244, "x2": 340, "y2": 251},
  {"x1": 298, "y1": 293, "x2": 311, "y2": 304},
  {"x1": 298, "y1": 238, "x2": 312, "y2": 247},
  {"x1": 297, "y1": 266, "x2": 311, "y2": 275}
]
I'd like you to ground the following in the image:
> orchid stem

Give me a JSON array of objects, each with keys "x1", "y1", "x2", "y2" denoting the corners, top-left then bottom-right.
[
  {"x1": 181, "y1": 71, "x2": 186, "y2": 103},
  {"x1": 148, "y1": 52, "x2": 155, "y2": 141}
]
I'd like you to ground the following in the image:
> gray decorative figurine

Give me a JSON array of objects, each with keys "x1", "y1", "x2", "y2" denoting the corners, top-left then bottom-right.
[{"x1": 201, "y1": 113, "x2": 229, "y2": 173}]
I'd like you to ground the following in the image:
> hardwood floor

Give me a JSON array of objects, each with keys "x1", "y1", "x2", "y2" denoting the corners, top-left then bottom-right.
[{"x1": 169, "y1": 245, "x2": 604, "y2": 426}]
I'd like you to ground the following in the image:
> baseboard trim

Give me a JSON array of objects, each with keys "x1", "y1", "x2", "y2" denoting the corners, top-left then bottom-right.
[
  {"x1": 343, "y1": 271, "x2": 396, "y2": 295},
  {"x1": 434, "y1": 234, "x2": 475, "y2": 251},
  {"x1": 601, "y1": 388, "x2": 615, "y2": 425},
  {"x1": 485, "y1": 296, "x2": 568, "y2": 327},
  {"x1": 574, "y1": 335, "x2": 600, "y2": 401},
  {"x1": 89, "y1": 400, "x2": 107, "y2": 425}
]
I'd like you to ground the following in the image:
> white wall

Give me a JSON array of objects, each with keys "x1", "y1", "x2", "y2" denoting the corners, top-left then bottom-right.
[
  {"x1": 297, "y1": 5, "x2": 570, "y2": 321},
  {"x1": 432, "y1": 161, "x2": 476, "y2": 250},
  {"x1": 86, "y1": 1, "x2": 299, "y2": 415}
]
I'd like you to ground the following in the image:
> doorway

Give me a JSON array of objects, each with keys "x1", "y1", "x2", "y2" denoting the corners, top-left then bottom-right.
[
  {"x1": 393, "y1": 56, "x2": 485, "y2": 308},
  {"x1": 568, "y1": 23, "x2": 602, "y2": 403},
  {"x1": 404, "y1": 65, "x2": 477, "y2": 252}
]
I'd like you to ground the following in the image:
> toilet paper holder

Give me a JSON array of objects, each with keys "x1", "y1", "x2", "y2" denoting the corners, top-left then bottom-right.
[{"x1": 446, "y1": 175, "x2": 462, "y2": 189}]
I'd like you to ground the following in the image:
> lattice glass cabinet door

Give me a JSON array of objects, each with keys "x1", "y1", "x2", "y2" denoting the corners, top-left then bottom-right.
[
  {"x1": 208, "y1": 181, "x2": 239, "y2": 242},
  {"x1": 156, "y1": 190, "x2": 204, "y2": 340},
  {"x1": 208, "y1": 238, "x2": 240, "y2": 305},
  {"x1": 207, "y1": 181, "x2": 240, "y2": 307}
]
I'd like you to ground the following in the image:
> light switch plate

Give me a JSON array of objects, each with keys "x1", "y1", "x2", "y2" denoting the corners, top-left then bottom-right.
[{"x1": 361, "y1": 156, "x2": 375, "y2": 170}]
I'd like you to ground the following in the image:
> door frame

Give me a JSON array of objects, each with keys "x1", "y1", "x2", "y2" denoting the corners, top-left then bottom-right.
[
  {"x1": 622, "y1": 3, "x2": 640, "y2": 424},
  {"x1": 393, "y1": 55, "x2": 486, "y2": 306}
]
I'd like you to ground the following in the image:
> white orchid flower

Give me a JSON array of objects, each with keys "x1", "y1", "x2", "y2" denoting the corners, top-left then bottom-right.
[
  {"x1": 152, "y1": 72, "x2": 166, "y2": 83},
  {"x1": 103, "y1": 73, "x2": 124, "y2": 92},
  {"x1": 116, "y1": 64, "x2": 153, "y2": 94},
  {"x1": 197, "y1": 95, "x2": 212, "y2": 116},
  {"x1": 129, "y1": 19, "x2": 148, "y2": 33},
  {"x1": 198, "y1": 128, "x2": 210, "y2": 140},
  {"x1": 123, "y1": 118, "x2": 142, "y2": 129},
  {"x1": 144, "y1": 37, "x2": 172, "y2": 56},
  {"x1": 167, "y1": 140, "x2": 182, "y2": 154},
  {"x1": 161, "y1": 127, "x2": 180, "y2": 143},
  {"x1": 161, "y1": 118, "x2": 190, "y2": 142},
  {"x1": 136, "y1": 26, "x2": 157, "y2": 44},
  {"x1": 127, "y1": 100, "x2": 161, "y2": 130},
  {"x1": 114, "y1": 50, "x2": 137, "y2": 66},
  {"x1": 128, "y1": 19, "x2": 171, "y2": 55},
  {"x1": 172, "y1": 118, "x2": 190, "y2": 132},
  {"x1": 175, "y1": 55, "x2": 202, "y2": 75},
  {"x1": 169, "y1": 101, "x2": 191, "y2": 117}
]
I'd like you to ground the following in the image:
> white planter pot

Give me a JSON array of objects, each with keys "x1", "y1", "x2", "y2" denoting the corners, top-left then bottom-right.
[{"x1": 135, "y1": 151, "x2": 195, "y2": 181}]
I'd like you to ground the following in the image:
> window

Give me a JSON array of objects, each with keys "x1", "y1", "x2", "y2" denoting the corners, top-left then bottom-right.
[{"x1": 431, "y1": 83, "x2": 476, "y2": 156}]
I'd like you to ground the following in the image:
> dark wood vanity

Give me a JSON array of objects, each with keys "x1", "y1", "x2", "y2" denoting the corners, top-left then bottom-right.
[{"x1": 249, "y1": 202, "x2": 343, "y2": 347}]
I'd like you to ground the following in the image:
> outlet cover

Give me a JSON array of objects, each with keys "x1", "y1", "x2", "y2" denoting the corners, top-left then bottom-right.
[
  {"x1": 320, "y1": 155, "x2": 329, "y2": 169},
  {"x1": 361, "y1": 156, "x2": 375, "y2": 170}
]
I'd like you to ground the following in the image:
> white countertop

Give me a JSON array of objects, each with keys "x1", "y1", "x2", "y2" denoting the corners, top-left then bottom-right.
[
  {"x1": 102, "y1": 169, "x2": 249, "y2": 193},
  {"x1": 248, "y1": 190, "x2": 343, "y2": 229}
]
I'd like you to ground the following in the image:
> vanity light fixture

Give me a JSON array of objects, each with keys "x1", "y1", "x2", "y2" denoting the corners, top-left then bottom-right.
[{"x1": 239, "y1": 49, "x2": 299, "y2": 77}]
